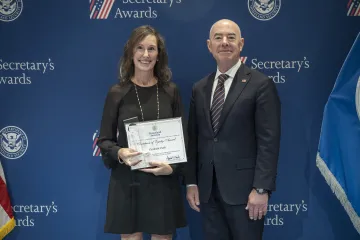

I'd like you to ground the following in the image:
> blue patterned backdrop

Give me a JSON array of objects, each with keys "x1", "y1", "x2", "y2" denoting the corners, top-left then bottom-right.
[{"x1": 1, "y1": 0, "x2": 360, "y2": 239}]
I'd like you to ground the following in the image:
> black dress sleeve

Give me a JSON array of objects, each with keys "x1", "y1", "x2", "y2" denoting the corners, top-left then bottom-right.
[{"x1": 97, "y1": 85, "x2": 122, "y2": 169}]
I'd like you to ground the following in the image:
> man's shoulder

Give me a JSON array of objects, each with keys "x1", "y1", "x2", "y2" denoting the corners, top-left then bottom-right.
[
  {"x1": 193, "y1": 72, "x2": 215, "y2": 89},
  {"x1": 244, "y1": 64, "x2": 270, "y2": 83}
]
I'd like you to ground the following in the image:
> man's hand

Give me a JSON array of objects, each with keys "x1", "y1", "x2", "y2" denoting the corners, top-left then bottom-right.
[
  {"x1": 245, "y1": 189, "x2": 268, "y2": 220},
  {"x1": 186, "y1": 185, "x2": 200, "y2": 212},
  {"x1": 139, "y1": 161, "x2": 173, "y2": 176}
]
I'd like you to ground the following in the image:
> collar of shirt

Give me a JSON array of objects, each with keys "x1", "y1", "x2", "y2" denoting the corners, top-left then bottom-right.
[{"x1": 214, "y1": 58, "x2": 242, "y2": 81}]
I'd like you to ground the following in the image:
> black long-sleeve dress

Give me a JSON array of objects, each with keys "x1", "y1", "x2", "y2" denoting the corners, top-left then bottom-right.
[{"x1": 97, "y1": 81, "x2": 187, "y2": 235}]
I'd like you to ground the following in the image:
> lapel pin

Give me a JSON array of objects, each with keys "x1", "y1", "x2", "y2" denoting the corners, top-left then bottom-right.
[{"x1": 242, "y1": 79, "x2": 247, "y2": 83}]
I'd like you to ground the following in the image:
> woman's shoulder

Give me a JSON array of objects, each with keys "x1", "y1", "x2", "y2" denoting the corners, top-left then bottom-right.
[
  {"x1": 162, "y1": 81, "x2": 179, "y2": 92},
  {"x1": 107, "y1": 82, "x2": 132, "y2": 94},
  {"x1": 108, "y1": 83, "x2": 123, "y2": 93},
  {"x1": 104, "y1": 82, "x2": 132, "y2": 103}
]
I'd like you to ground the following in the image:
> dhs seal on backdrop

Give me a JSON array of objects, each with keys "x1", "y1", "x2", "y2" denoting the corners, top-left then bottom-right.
[
  {"x1": 248, "y1": 0, "x2": 281, "y2": 21},
  {"x1": 0, "y1": 0, "x2": 23, "y2": 22},
  {"x1": 0, "y1": 126, "x2": 28, "y2": 159}
]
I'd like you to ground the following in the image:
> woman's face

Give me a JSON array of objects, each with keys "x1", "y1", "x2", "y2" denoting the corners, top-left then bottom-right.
[{"x1": 133, "y1": 34, "x2": 158, "y2": 73}]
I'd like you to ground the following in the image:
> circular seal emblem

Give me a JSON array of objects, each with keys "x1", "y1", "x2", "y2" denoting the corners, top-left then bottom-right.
[
  {"x1": 248, "y1": 0, "x2": 281, "y2": 21},
  {"x1": 356, "y1": 76, "x2": 360, "y2": 121},
  {"x1": 0, "y1": 126, "x2": 28, "y2": 159},
  {"x1": 0, "y1": 0, "x2": 23, "y2": 22}
]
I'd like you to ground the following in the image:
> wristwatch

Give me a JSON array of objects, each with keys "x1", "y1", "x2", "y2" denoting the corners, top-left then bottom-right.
[{"x1": 254, "y1": 188, "x2": 269, "y2": 195}]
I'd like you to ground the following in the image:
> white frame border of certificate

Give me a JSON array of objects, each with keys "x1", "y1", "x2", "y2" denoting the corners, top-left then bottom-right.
[{"x1": 124, "y1": 117, "x2": 187, "y2": 170}]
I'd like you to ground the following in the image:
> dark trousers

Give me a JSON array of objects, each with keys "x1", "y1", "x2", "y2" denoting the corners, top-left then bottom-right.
[{"x1": 200, "y1": 168, "x2": 265, "y2": 240}]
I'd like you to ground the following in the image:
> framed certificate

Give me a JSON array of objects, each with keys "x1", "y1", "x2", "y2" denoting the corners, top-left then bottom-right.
[{"x1": 124, "y1": 117, "x2": 187, "y2": 170}]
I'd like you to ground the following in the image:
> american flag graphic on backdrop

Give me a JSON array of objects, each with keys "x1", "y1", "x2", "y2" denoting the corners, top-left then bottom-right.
[
  {"x1": 347, "y1": 0, "x2": 360, "y2": 16},
  {"x1": 92, "y1": 130, "x2": 101, "y2": 157},
  {"x1": 90, "y1": 0, "x2": 115, "y2": 19},
  {"x1": 92, "y1": 130, "x2": 119, "y2": 157}
]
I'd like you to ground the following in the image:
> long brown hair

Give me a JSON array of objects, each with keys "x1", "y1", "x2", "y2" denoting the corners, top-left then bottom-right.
[{"x1": 118, "y1": 25, "x2": 172, "y2": 86}]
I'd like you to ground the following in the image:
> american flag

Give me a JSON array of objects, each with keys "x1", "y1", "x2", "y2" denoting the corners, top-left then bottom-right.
[
  {"x1": 90, "y1": 0, "x2": 115, "y2": 19},
  {"x1": 93, "y1": 130, "x2": 119, "y2": 157},
  {"x1": 92, "y1": 130, "x2": 101, "y2": 157},
  {"x1": 347, "y1": 0, "x2": 360, "y2": 16},
  {"x1": 0, "y1": 162, "x2": 15, "y2": 239}
]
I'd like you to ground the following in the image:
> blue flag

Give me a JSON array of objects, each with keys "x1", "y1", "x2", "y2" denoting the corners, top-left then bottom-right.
[{"x1": 316, "y1": 32, "x2": 360, "y2": 234}]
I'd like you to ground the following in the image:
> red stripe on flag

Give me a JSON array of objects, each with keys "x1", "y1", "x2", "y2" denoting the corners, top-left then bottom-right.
[
  {"x1": 96, "y1": 148, "x2": 101, "y2": 156},
  {"x1": 99, "y1": 0, "x2": 108, "y2": 18},
  {"x1": 351, "y1": 8, "x2": 356, "y2": 15},
  {"x1": 348, "y1": 0, "x2": 353, "y2": 8},
  {"x1": 100, "y1": 0, "x2": 111, "y2": 19},
  {"x1": 0, "y1": 176, "x2": 13, "y2": 219},
  {"x1": 90, "y1": 0, "x2": 95, "y2": 11},
  {"x1": 93, "y1": 138, "x2": 98, "y2": 148},
  {"x1": 102, "y1": 0, "x2": 113, "y2": 19},
  {"x1": 93, "y1": 10, "x2": 99, "y2": 19},
  {"x1": 355, "y1": 5, "x2": 360, "y2": 15}
]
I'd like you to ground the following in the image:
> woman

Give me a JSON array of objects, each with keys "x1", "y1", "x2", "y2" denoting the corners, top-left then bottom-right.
[{"x1": 97, "y1": 25, "x2": 187, "y2": 240}]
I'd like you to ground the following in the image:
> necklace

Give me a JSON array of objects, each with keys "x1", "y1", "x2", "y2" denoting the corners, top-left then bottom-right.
[{"x1": 134, "y1": 83, "x2": 159, "y2": 121}]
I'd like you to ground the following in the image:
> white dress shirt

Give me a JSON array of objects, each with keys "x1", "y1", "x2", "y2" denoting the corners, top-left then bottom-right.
[{"x1": 210, "y1": 59, "x2": 242, "y2": 107}]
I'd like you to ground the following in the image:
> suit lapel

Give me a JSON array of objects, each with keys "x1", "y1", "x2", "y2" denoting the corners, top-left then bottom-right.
[
  {"x1": 203, "y1": 73, "x2": 216, "y2": 136},
  {"x1": 215, "y1": 64, "x2": 251, "y2": 136}
]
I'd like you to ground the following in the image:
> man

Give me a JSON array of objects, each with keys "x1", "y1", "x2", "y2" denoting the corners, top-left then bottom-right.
[{"x1": 185, "y1": 19, "x2": 281, "y2": 240}]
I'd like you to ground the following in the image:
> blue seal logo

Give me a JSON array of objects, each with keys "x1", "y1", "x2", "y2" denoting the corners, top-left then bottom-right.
[
  {"x1": 0, "y1": 0, "x2": 23, "y2": 22},
  {"x1": 248, "y1": 0, "x2": 281, "y2": 21},
  {"x1": 0, "y1": 126, "x2": 28, "y2": 159}
]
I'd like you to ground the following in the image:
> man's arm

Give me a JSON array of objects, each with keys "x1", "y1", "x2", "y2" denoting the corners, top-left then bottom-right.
[
  {"x1": 185, "y1": 85, "x2": 200, "y2": 212},
  {"x1": 253, "y1": 78, "x2": 281, "y2": 191},
  {"x1": 185, "y1": 85, "x2": 199, "y2": 185},
  {"x1": 246, "y1": 77, "x2": 281, "y2": 221}
]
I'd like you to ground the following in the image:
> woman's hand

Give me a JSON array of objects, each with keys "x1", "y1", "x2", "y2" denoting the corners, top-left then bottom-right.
[
  {"x1": 117, "y1": 148, "x2": 142, "y2": 166},
  {"x1": 139, "y1": 161, "x2": 173, "y2": 176}
]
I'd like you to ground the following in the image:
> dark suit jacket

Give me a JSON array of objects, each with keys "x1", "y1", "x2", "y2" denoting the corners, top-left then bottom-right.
[{"x1": 186, "y1": 63, "x2": 281, "y2": 205}]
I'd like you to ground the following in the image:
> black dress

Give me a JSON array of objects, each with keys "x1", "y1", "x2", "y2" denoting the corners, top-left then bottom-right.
[{"x1": 97, "y1": 82, "x2": 187, "y2": 235}]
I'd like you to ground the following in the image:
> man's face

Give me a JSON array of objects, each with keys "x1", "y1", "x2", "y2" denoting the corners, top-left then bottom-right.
[{"x1": 207, "y1": 21, "x2": 244, "y2": 66}]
